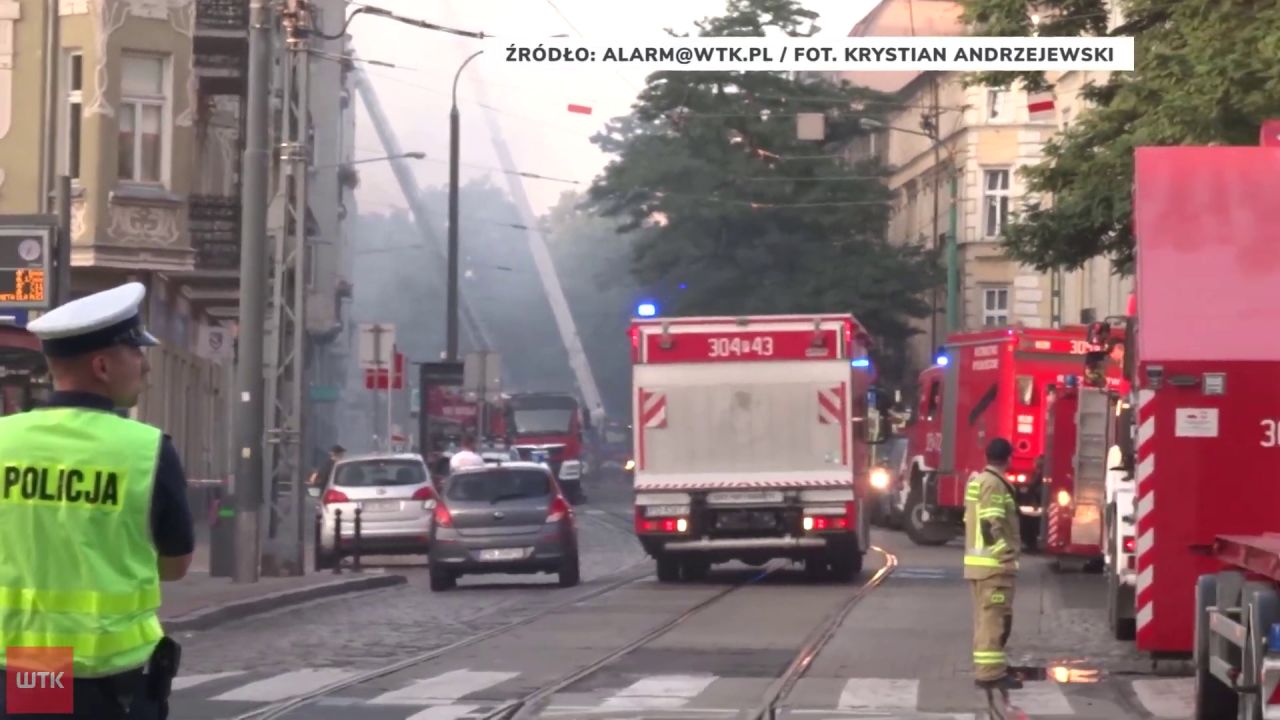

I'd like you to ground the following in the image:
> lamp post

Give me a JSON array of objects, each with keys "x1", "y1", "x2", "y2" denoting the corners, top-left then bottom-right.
[
  {"x1": 447, "y1": 51, "x2": 485, "y2": 363},
  {"x1": 859, "y1": 118, "x2": 960, "y2": 342}
]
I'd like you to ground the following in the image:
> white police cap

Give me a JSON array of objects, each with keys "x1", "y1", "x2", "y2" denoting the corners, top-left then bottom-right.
[{"x1": 26, "y1": 282, "x2": 160, "y2": 358}]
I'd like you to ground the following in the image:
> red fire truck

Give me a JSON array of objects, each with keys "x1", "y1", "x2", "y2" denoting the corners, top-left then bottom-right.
[
  {"x1": 1037, "y1": 334, "x2": 1130, "y2": 568},
  {"x1": 1101, "y1": 142, "x2": 1280, "y2": 717},
  {"x1": 505, "y1": 392, "x2": 594, "y2": 503},
  {"x1": 902, "y1": 326, "x2": 1114, "y2": 547},
  {"x1": 628, "y1": 314, "x2": 878, "y2": 582}
]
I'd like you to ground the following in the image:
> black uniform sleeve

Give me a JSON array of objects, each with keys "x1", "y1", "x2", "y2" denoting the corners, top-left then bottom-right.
[{"x1": 151, "y1": 435, "x2": 196, "y2": 557}]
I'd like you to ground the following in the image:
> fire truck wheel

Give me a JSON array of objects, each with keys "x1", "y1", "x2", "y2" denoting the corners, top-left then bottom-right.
[
  {"x1": 1193, "y1": 574, "x2": 1238, "y2": 719},
  {"x1": 904, "y1": 488, "x2": 954, "y2": 547},
  {"x1": 656, "y1": 554, "x2": 681, "y2": 583},
  {"x1": 829, "y1": 551, "x2": 862, "y2": 582},
  {"x1": 682, "y1": 558, "x2": 710, "y2": 582},
  {"x1": 1106, "y1": 564, "x2": 1135, "y2": 641}
]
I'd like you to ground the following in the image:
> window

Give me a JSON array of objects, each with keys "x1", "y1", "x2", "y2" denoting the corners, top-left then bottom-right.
[
  {"x1": 987, "y1": 87, "x2": 1008, "y2": 121},
  {"x1": 983, "y1": 169, "x2": 1011, "y2": 238},
  {"x1": 334, "y1": 460, "x2": 428, "y2": 488},
  {"x1": 983, "y1": 287, "x2": 1010, "y2": 327},
  {"x1": 925, "y1": 380, "x2": 941, "y2": 419},
  {"x1": 118, "y1": 54, "x2": 167, "y2": 184},
  {"x1": 444, "y1": 469, "x2": 551, "y2": 503},
  {"x1": 64, "y1": 52, "x2": 83, "y2": 179}
]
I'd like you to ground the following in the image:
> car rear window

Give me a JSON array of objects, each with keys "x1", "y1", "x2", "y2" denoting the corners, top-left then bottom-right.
[
  {"x1": 334, "y1": 460, "x2": 427, "y2": 487},
  {"x1": 446, "y1": 469, "x2": 551, "y2": 503}
]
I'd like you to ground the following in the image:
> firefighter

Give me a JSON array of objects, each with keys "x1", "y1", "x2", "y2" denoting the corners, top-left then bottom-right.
[
  {"x1": 964, "y1": 437, "x2": 1023, "y2": 691},
  {"x1": 0, "y1": 282, "x2": 189, "y2": 718}
]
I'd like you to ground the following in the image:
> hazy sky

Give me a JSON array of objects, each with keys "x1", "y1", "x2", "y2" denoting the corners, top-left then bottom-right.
[{"x1": 347, "y1": 0, "x2": 881, "y2": 218}]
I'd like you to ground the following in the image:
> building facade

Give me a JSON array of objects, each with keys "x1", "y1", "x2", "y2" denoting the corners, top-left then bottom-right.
[{"x1": 843, "y1": 0, "x2": 1133, "y2": 375}]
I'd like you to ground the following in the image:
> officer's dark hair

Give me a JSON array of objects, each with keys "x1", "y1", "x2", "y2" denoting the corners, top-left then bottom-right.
[{"x1": 985, "y1": 438, "x2": 1013, "y2": 464}]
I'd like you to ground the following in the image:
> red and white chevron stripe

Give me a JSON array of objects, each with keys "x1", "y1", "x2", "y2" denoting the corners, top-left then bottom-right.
[
  {"x1": 818, "y1": 386, "x2": 844, "y2": 425},
  {"x1": 1047, "y1": 503, "x2": 1063, "y2": 548},
  {"x1": 640, "y1": 390, "x2": 668, "y2": 429},
  {"x1": 1135, "y1": 388, "x2": 1157, "y2": 639}
]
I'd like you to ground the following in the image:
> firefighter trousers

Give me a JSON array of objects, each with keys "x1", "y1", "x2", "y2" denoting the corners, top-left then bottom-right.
[{"x1": 970, "y1": 574, "x2": 1016, "y2": 682}]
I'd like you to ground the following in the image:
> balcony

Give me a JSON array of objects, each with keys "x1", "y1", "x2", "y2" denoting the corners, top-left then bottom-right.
[{"x1": 195, "y1": 0, "x2": 248, "y2": 95}]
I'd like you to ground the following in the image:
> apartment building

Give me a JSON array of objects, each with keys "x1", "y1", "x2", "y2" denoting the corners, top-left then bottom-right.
[{"x1": 842, "y1": 0, "x2": 1132, "y2": 374}]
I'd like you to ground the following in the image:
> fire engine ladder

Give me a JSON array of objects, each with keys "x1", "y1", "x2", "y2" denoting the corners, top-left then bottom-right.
[{"x1": 1072, "y1": 390, "x2": 1111, "y2": 547}]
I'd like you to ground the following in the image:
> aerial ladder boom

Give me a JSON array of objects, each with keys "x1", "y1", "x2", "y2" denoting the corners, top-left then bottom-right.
[{"x1": 352, "y1": 65, "x2": 493, "y2": 355}]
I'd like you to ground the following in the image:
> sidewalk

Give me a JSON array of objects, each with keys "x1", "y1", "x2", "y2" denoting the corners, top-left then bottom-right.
[{"x1": 160, "y1": 525, "x2": 407, "y2": 633}]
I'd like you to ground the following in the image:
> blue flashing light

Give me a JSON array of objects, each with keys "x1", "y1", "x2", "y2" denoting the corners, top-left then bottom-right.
[
  {"x1": 1270, "y1": 623, "x2": 1280, "y2": 654},
  {"x1": 851, "y1": 358, "x2": 871, "y2": 369},
  {"x1": 636, "y1": 302, "x2": 657, "y2": 318},
  {"x1": 679, "y1": 283, "x2": 688, "y2": 290},
  {"x1": 935, "y1": 354, "x2": 949, "y2": 367}
]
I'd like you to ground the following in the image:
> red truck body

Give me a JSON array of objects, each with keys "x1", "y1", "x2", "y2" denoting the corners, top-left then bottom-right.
[
  {"x1": 904, "y1": 327, "x2": 1122, "y2": 543},
  {"x1": 504, "y1": 392, "x2": 592, "y2": 498},
  {"x1": 1129, "y1": 146, "x2": 1280, "y2": 654}
]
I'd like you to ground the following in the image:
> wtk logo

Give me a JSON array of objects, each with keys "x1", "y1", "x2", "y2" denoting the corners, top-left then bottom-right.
[
  {"x1": 14, "y1": 671, "x2": 66, "y2": 689},
  {"x1": 6, "y1": 646, "x2": 74, "y2": 714}
]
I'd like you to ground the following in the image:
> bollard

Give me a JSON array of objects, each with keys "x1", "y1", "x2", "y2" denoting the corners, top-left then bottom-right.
[
  {"x1": 332, "y1": 508, "x2": 343, "y2": 575},
  {"x1": 353, "y1": 507, "x2": 363, "y2": 573}
]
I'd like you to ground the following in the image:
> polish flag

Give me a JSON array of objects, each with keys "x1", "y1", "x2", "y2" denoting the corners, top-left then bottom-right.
[
  {"x1": 567, "y1": 103, "x2": 593, "y2": 115},
  {"x1": 1028, "y1": 90, "x2": 1056, "y2": 122}
]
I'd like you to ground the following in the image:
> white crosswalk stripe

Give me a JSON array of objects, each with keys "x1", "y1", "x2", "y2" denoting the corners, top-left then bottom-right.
[
  {"x1": 173, "y1": 667, "x2": 1184, "y2": 717},
  {"x1": 210, "y1": 668, "x2": 357, "y2": 702},
  {"x1": 600, "y1": 674, "x2": 719, "y2": 709},
  {"x1": 370, "y1": 669, "x2": 519, "y2": 705}
]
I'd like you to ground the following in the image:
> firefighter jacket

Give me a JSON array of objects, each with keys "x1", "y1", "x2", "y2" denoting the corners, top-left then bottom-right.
[{"x1": 963, "y1": 466, "x2": 1020, "y2": 580}]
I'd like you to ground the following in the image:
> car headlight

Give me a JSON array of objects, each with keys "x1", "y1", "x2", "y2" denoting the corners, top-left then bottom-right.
[
  {"x1": 624, "y1": 459, "x2": 636, "y2": 471},
  {"x1": 869, "y1": 467, "x2": 890, "y2": 490},
  {"x1": 560, "y1": 460, "x2": 583, "y2": 480}
]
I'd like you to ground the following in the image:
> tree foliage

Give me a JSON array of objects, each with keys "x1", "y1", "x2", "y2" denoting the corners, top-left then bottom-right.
[
  {"x1": 585, "y1": 0, "x2": 943, "y2": 383},
  {"x1": 960, "y1": 0, "x2": 1280, "y2": 273},
  {"x1": 542, "y1": 190, "x2": 644, "y2": 418}
]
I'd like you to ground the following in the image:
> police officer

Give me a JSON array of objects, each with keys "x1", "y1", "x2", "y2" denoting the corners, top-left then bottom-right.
[
  {"x1": 963, "y1": 438, "x2": 1023, "y2": 691},
  {"x1": 0, "y1": 282, "x2": 193, "y2": 719}
]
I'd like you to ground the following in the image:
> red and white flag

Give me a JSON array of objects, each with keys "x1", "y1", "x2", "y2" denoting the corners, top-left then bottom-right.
[{"x1": 1027, "y1": 90, "x2": 1056, "y2": 122}]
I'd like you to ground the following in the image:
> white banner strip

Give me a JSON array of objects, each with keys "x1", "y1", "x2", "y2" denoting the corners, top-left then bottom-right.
[{"x1": 485, "y1": 37, "x2": 1135, "y2": 72}]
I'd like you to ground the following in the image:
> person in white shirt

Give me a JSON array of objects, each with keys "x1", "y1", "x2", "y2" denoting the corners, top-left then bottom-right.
[{"x1": 449, "y1": 433, "x2": 486, "y2": 472}]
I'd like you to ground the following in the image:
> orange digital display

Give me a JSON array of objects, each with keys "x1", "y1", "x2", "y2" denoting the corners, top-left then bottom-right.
[{"x1": 0, "y1": 269, "x2": 46, "y2": 303}]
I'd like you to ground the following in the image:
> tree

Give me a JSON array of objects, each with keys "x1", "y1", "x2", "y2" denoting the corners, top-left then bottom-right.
[
  {"x1": 542, "y1": 190, "x2": 644, "y2": 418},
  {"x1": 959, "y1": 0, "x2": 1280, "y2": 273},
  {"x1": 585, "y1": 0, "x2": 943, "y2": 384}
]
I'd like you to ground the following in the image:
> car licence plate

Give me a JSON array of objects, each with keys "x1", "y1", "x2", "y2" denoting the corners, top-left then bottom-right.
[
  {"x1": 707, "y1": 490, "x2": 784, "y2": 505},
  {"x1": 479, "y1": 548, "x2": 527, "y2": 561},
  {"x1": 361, "y1": 500, "x2": 400, "y2": 512}
]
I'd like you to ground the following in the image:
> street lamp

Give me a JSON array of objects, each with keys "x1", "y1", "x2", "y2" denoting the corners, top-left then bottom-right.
[
  {"x1": 446, "y1": 35, "x2": 566, "y2": 363},
  {"x1": 310, "y1": 152, "x2": 425, "y2": 171},
  {"x1": 859, "y1": 117, "x2": 959, "y2": 344},
  {"x1": 446, "y1": 51, "x2": 485, "y2": 363}
]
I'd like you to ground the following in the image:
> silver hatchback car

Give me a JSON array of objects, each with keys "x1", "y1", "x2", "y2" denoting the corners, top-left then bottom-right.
[
  {"x1": 313, "y1": 453, "x2": 436, "y2": 570},
  {"x1": 427, "y1": 461, "x2": 580, "y2": 591}
]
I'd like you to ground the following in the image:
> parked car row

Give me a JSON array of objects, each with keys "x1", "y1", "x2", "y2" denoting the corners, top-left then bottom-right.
[{"x1": 308, "y1": 451, "x2": 581, "y2": 591}]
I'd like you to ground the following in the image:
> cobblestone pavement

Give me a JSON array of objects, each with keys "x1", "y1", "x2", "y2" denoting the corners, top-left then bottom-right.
[
  {"x1": 174, "y1": 476, "x2": 646, "y2": 676},
  {"x1": 168, "y1": 499, "x2": 1195, "y2": 720}
]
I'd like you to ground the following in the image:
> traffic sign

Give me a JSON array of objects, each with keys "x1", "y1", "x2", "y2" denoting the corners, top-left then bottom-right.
[
  {"x1": 0, "y1": 222, "x2": 55, "y2": 311},
  {"x1": 364, "y1": 350, "x2": 405, "y2": 390},
  {"x1": 358, "y1": 323, "x2": 396, "y2": 371}
]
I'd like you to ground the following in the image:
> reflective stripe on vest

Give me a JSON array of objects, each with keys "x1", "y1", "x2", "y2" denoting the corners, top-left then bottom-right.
[
  {"x1": 964, "y1": 471, "x2": 1014, "y2": 569},
  {"x1": 0, "y1": 407, "x2": 164, "y2": 678}
]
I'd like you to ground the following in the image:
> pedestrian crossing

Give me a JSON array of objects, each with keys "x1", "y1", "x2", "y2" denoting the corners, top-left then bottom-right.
[{"x1": 170, "y1": 667, "x2": 1194, "y2": 718}]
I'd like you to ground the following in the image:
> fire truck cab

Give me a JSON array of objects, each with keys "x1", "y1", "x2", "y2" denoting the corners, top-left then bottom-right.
[{"x1": 903, "y1": 326, "x2": 1115, "y2": 547}]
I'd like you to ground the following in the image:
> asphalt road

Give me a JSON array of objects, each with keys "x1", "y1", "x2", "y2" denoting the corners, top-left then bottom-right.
[{"x1": 169, "y1": 481, "x2": 1194, "y2": 720}]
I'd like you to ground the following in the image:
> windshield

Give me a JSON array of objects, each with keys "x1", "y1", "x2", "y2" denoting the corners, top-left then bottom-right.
[
  {"x1": 334, "y1": 460, "x2": 427, "y2": 487},
  {"x1": 445, "y1": 469, "x2": 551, "y2": 503},
  {"x1": 511, "y1": 408, "x2": 574, "y2": 435},
  {"x1": 604, "y1": 429, "x2": 630, "y2": 444}
]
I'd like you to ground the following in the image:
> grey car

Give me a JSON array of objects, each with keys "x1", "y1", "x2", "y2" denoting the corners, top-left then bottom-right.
[{"x1": 427, "y1": 462, "x2": 580, "y2": 591}]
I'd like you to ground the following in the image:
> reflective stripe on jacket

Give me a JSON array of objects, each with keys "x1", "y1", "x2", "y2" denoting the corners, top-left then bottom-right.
[
  {"x1": 0, "y1": 407, "x2": 165, "y2": 678},
  {"x1": 963, "y1": 466, "x2": 1020, "y2": 579}
]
